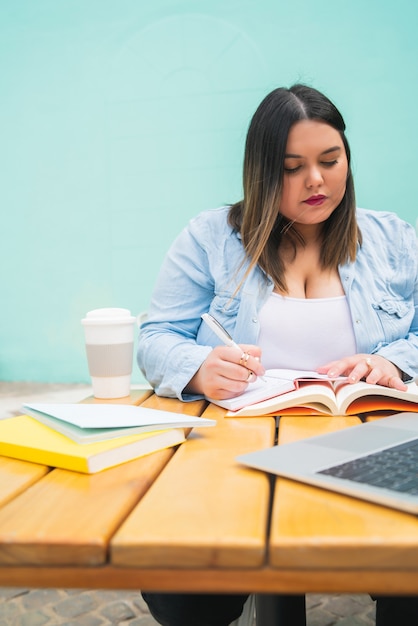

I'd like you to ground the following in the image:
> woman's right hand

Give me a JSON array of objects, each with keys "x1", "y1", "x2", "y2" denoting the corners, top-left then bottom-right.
[{"x1": 185, "y1": 345, "x2": 265, "y2": 399}]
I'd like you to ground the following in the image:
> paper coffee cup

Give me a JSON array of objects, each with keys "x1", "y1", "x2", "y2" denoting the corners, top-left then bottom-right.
[{"x1": 81, "y1": 308, "x2": 136, "y2": 399}]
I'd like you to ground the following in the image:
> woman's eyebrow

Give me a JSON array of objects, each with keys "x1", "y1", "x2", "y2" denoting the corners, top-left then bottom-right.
[
  {"x1": 321, "y1": 146, "x2": 342, "y2": 156},
  {"x1": 284, "y1": 146, "x2": 342, "y2": 158}
]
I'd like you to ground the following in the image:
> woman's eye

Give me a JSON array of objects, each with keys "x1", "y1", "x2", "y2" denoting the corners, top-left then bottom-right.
[{"x1": 284, "y1": 159, "x2": 338, "y2": 174}]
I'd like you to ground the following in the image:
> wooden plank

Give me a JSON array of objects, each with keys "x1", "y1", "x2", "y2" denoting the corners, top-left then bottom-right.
[
  {"x1": 0, "y1": 457, "x2": 50, "y2": 506},
  {"x1": 269, "y1": 415, "x2": 418, "y2": 569},
  {"x1": 0, "y1": 394, "x2": 206, "y2": 566},
  {"x1": 276, "y1": 415, "x2": 361, "y2": 445},
  {"x1": 111, "y1": 404, "x2": 275, "y2": 569},
  {"x1": 0, "y1": 565, "x2": 417, "y2": 595}
]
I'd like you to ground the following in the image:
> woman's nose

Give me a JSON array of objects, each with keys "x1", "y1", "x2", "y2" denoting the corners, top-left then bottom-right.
[{"x1": 306, "y1": 166, "x2": 324, "y2": 188}]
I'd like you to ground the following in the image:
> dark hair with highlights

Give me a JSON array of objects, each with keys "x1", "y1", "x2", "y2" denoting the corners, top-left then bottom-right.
[{"x1": 229, "y1": 84, "x2": 360, "y2": 293}]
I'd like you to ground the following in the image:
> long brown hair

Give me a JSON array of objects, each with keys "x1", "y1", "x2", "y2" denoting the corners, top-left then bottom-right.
[{"x1": 228, "y1": 84, "x2": 360, "y2": 293}]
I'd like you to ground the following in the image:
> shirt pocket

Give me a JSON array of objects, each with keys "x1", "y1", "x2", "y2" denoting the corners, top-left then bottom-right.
[
  {"x1": 372, "y1": 298, "x2": 413, "y2": 342},
  {"x1": 196, "y1": 295, "x2": 242, "y2": 348},
  {"x1": 209, "y1": 294, "x2": 241, "y2": 318}
]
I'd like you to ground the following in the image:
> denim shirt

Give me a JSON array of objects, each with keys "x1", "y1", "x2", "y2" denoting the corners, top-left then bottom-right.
[{"x1": 138, "y1": 206, "x2": 418, "y2": 400}]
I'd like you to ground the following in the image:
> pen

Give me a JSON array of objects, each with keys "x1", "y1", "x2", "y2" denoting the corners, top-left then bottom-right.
[
  {"x1": 201, "y1": 313, "x2": 267, "y2": 381},
  {"x1": 201, "y1": 313, "x2": 242, "y2": 351}
]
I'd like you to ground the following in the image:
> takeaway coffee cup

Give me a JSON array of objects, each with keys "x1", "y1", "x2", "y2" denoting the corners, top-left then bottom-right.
[{"x1": 81, "y1": 308, "x2": 136, "y2": 399}]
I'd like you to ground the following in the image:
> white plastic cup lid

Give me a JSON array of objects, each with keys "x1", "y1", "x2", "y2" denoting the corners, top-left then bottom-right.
[{"x1": 81, "y1": 308, "x2": 136, "y2": 325}]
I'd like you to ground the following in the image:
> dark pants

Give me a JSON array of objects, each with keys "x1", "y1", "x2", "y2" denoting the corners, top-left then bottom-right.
[
  {"x1": 142, "y1": 593, "x2": 306, "y2": 626},
  {"x1": 141, "y1": 592, "x2": 249, "y2": 626},
  {"x1": 375, "y1": 595, "x2": 418, "y2": 626},
  {"x1": 142, "y1": 592, "x2": 418, "y2": 626}
]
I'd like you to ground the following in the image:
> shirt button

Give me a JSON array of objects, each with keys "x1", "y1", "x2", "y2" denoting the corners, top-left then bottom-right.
[
  {"x1": 252, "y1": 317, "x2": 258, "y2": 323},
  {"x1": 355, "y1": 319, "x2": 361, "y2": 324}
]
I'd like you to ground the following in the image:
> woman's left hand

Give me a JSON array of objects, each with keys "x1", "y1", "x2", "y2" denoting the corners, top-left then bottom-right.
[{"x1": 317, "y1": 354, "x2": 408, "y2": 391}]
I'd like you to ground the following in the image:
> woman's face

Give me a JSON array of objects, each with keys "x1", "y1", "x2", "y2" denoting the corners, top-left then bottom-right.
[{"x1": 279, "y1": 119, "x2": 348, "y2": 227}]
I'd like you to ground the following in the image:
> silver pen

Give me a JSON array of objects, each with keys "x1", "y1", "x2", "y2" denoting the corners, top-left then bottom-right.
[{"x1": 201, "y1": 313, "x2": 266, "y2": 381}]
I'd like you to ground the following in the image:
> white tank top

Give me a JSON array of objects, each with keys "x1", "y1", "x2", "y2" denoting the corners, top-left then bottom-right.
[{"x1": 257, "y1": 293, "x2": 357, "y2": 370}]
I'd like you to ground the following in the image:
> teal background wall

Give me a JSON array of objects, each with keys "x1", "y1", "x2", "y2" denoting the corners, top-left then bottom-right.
[{"x1": 1, "y1": 0, "x2": 417, "y2": 384}]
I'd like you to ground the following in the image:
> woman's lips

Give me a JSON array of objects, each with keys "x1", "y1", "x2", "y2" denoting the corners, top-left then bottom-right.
[{"x1": 304, "y1": 195, "x2": 327, "y2": 206}]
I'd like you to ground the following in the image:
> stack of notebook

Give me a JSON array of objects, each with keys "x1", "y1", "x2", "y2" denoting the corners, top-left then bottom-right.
[{"x1": 0, "y1": 403, "x2": 215, "y2": 473}]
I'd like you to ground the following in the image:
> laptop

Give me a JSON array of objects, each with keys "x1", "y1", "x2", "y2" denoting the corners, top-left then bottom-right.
[{"x1": 237, "y1": 412, "x2": 418, "y2": 515}]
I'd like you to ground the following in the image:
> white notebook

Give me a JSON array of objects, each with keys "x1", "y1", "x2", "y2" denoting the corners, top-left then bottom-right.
[{"x1": 22, "y1": 403, "x2": 215, "y2": 444}]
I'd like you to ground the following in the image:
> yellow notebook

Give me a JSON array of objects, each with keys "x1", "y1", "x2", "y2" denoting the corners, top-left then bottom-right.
[{"x1": 0, "y1": 415, "x2": 186, "y2": 473}]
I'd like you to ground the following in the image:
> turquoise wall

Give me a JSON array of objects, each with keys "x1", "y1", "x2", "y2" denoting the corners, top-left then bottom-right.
[{"x1": 1, "y1": 0, "x2": 417, "y2": 383}]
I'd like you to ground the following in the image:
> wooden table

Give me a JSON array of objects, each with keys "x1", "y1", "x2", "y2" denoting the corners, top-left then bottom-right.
[{"x1": 0, "y1": 390, "x2": 418, "y2": 597}]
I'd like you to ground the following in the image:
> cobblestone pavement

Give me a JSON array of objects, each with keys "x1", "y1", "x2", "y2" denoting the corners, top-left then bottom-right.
[
  {"x1": 0, "y1": 383, "x2": 377, "y2": 625},
  {"x1": 0, "y1": 587, "x2": 376, "y2": 625}
]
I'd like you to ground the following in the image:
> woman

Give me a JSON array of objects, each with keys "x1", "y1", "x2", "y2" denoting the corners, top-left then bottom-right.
[{"x1": 138, "y1": 84, "x2": 418, "y2": 626}]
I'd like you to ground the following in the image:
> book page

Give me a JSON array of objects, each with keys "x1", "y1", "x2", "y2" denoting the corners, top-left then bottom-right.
[
  {"x1": 206, "y1": 376, "x2": 296, "y2": 411},
  {"x1": 265, "y1": 368, "x2": 346, "y2": 382}
]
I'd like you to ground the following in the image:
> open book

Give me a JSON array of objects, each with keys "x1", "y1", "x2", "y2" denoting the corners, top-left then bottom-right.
[
  {"x1": 22, "y1": 403, "x2": 215, "y2": 444},
  {"x1": 213, "y1": 369, "x2": 418, "y2": 416}
]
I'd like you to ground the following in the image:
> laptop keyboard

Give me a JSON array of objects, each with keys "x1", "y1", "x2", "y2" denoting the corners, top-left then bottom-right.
[{"x1": 318, "y1": 439, "x2": 418, "y2": 495}]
